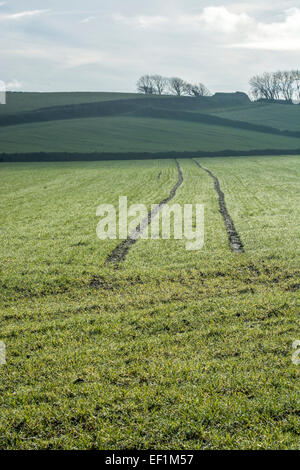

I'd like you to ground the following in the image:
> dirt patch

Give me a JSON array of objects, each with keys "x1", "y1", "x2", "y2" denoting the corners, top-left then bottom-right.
[
  {"x1": 106, "y1": 160, "x2": 183, "y2": 265},
  {"x1": 193, "y1": 159, "x2": 244, "y2": 253},
  {"x1": 285, "y1": 283, "x2": 300, "y2": 292},
  {"x1": 90, "y1": 275, "x2": 119, "y2": 289}
]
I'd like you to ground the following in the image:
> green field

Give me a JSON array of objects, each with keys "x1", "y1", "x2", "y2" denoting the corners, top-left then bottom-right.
[
  {"x1": 1, "y1": 116, "x2": 300, "y2": 154},
  {"x1": 213, "y1": 103, "x2": 300, "y2": 132},
  {"x1": 1, "y1": 92, "x2": 300, "y2": 157},
  {"x1": 0, "y1": 93, "x2": 299, "y2": 449},
  {"x1": 0, "y1": 156, "x2": 299, "y2": 450},
  {"x1": 0, "y1": 92, "x2": 143, "y2": 115}
]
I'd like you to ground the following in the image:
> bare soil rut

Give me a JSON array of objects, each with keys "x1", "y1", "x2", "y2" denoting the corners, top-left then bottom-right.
[
  {"x1": 105, "y1": 160, "x2": 183, "y2": 265},
  {"x1": 193, "y1": 159, "x2": 244, "y2": 253}
]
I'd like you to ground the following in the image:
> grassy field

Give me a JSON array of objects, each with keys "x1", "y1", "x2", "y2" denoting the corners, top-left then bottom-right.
[
  {"x1": 1, "y1": 116, "x2": 300, "y2": 154},
  {"x1": 0, "y1": 91, "x2": 248, "y2": 117},
  {"x1": 0, "y1": 92, "x2": 144, "y2": 115},
  {"x1": 0, "y1": 156, "x2": 299, "y2": 449},
  {"x1": 213, "y1": 103, "x2": 300, "y2": 132},
  {"x1": 1, "y1": 93, "x2": 300, "y2": 157}
]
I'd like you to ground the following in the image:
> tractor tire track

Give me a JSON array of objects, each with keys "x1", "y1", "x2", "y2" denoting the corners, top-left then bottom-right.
[
  {"x1": 193, "y1": 159, "x2": 244, "y2": 253},
  {"x1": 105, "y1": 159, "x2": 183, "y2": 265}
]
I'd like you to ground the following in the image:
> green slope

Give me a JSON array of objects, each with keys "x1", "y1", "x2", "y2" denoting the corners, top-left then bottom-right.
[
  {"x1": 0, "y1": 92, "x2": 143, "y2": 115},
  {"x1": 213, "y1": 103, "x2": 300, "y2": 132},
  {"x1": 1, "y1": 116, "x2": 300, "y2": 154},
  {"x1": 1, "y1": 93, "x2": 300, "y2": 156},
  {"x1": 0, "y1": 91, "x2": 218, "y2": 117}
]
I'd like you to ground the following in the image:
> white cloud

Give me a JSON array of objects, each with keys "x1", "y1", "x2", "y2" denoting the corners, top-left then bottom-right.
[
  {"x1": 113, "y1": 14, "x2": 169, "y2": 29},
  {"x1": 63, "y1": 50, "x2": 112, "y2": 68},
  {"x1": 230, "y1": 40, "x2": 300, "y2": 51},
  {"x1": 0, "y1": 2, "x2": 299, "y2": 92},
  {"x1": 0, "y1": 10, "x2": 50, "y2": 21},
  {"x1": 229, "y1": 7, "x2": 300, "y2": 50},
  {"x1": 5, "y1": 79, "x2": 23, "y2": 90},
  {"x1": 0, "y1": 47, "x2": 48, "y2": 59},
  {"x1": 0, "y1": 44, "x2": 134, "y2": 69},
  {"x1": 80, "y1": 16, "x2": 96, "y2": 24},
  {"x1": 114, "y1": 6, "x2": 300, "y2": 51},
  {"x1": 137, "y1": 15, "x2": 169, "y2": 29},
  {"x1": 195, "y1": 6, "x2": 251, "y2": 33},
  {"x1": 114, "y1": 7, "x2": 251, "y2": 33},
  {"x1": 63, "y1": 49, "x2": 136, "y2": 69}
]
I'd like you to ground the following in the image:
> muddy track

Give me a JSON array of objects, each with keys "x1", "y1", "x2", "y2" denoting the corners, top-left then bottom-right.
[
  {"x1": 193, "y1": 159, "x2": 244, "y2": 253},
  {"x1": 105, "y1": 160, "x2": 183, "y2": 265}
]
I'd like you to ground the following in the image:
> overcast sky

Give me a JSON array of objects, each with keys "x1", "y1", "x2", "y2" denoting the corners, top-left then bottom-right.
[{"x1": 1, "y1": 0, "x2": 300, "y2": 93}]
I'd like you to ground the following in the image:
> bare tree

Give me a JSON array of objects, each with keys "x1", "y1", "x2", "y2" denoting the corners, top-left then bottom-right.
[
  {"x1": 196, "y1": 83, "x2": 211, "y2": 97},
  {"x1": 271, "y1": 71, "x2": 282, "y2": 100},
  {"x1": 150, "y1": 75, "x2": 168, "y2": 95},
  {"x1": 250, "y1": 70, "x2": 300, "y2": 102},
  {"x1": 136, "y1": 75, "x2": 155, "y2": 94},
  {"x1": 137, "y1": 74, "x2": 211, "y2": 98},
  {"x1": 168, "y1": 77, "x2": 187, "y2": 96},
  {"x1": 183, "y1": 83, "x2": 193, "y2": 96},
  {"x1": 250, "y1": 72, "x2": 280, "y2": 100},
  {"x1": 292, "y1": 70, "x2": 300, "y2": 101},
  {"x1": 186, "y1": 83, "x2": 211, "y2": 97},
  {"x1": 278, "y1": 71, "x2": 294, "y2": 102},
  {"x1": 249, "y1": 75, "x2": 266, "y2": 100}
]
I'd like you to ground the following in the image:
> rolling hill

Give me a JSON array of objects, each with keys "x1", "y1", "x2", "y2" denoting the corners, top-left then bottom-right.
[
  {"x1": 212, "y1": 102, "x2": 300, "y2": 132},
  {"x1": 0, "y1": 91, "x2": 144, "y2": 115},
  {"x1": 1, "y1": 116, "x2": 300, "y2": 155},
  {"x1": 0, "y1": 91, "x2": 300, "y2": 160}
]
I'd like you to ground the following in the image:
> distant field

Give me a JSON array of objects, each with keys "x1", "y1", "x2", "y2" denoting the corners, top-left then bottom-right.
[
  {"x1": 1, "y1": 116, "x2": 300, "y2": 154},
  {"x1": 1, "y1": 93, "x2": 300, "y2": 156},
  {"x1": 0, "y1": 156, "x2": 299, "y2": 449},
  {"x1": 0, "y1": 92, "x2": 143, "y2": 115},
  {"x1": 214, "y1": 103, "x2": 300, "y2": 132}
]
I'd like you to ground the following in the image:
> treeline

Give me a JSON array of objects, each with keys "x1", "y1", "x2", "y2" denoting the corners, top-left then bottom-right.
[
  {"x1": 250, "y1": 70, "x2": 300, "y2": 103},
  {"x1": 2, "y1": 149, "x2": 300, "y2": 163},
  {"x1": 137, "y1": 75, "x2": 211, "y2": 97}
]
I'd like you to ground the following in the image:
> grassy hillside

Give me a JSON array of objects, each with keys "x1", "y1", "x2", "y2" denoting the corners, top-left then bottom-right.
[
  {"x1": 0, "y1": 156, "x2": 299, "y2": 449},
  {"x1": 0, "y1": 92, "x2": 143, "y2": 115},
  {"x1": 213, "y1": 103, "x2": 300, "y2": 132},
  {"x1": 1, "y1": 92, "x2": 300, "y2": 156},
  {"x1": 0, "y1": 91, "x2": 250, "y2": 116},
  {"x1": 1, "y1": 116, "x2": 300, "y2": 154}
]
